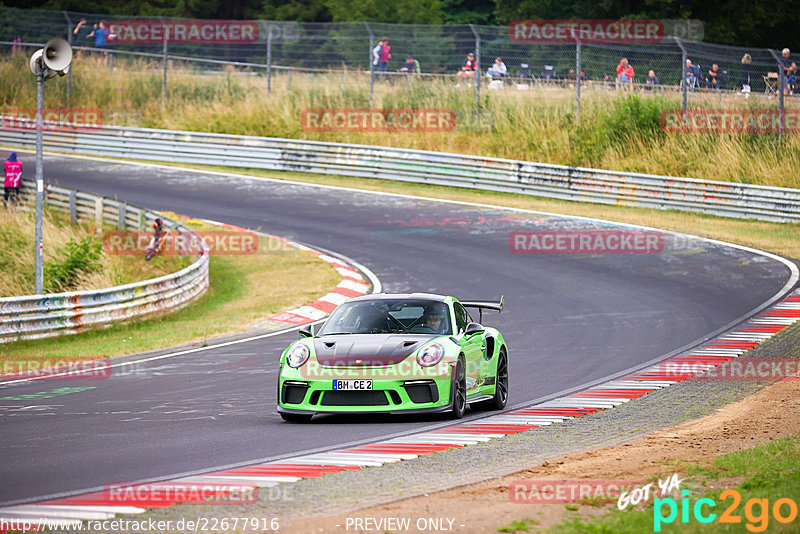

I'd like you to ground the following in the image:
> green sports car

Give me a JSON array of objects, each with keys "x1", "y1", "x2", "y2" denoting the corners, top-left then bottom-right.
[{"x1": 277, "y1": 293, "x2": 508, "y2": 422}]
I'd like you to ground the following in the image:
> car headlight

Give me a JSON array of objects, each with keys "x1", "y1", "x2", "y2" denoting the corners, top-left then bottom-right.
[
  {"x1": 417, "y1": 343, "x2": 445, "y2": 367},
  {"x1": 287, "y1": 344, "x2": 310, "y2": 368}
]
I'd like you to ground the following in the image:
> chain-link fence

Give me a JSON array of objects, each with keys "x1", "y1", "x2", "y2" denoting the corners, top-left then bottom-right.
[{"x1": 1, "y1": 6, "x2": 797, "y2": 121}]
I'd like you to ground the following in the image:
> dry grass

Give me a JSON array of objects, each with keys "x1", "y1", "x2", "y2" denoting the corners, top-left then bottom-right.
[
  {"x1": 0, "y1": 206, "x2": 188, "y2": 297},
  {"x1": 2, "y1": 51, "x2": 800, "y2": 188}
]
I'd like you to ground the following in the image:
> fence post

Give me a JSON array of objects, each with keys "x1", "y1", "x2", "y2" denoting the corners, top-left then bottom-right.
[
  {"x1": 769, "y1": 49, "x2": 785, "y2": 139},
  {"x1": 469, "y1": 24, "x2": 481, "y2": 108},
  {"x1": 138, "y1": 208, "x2": 146, "y2": 230},
  {"x1": 365, "y1": 22, "x2": 375, "y2": 108},
  {"x1": 287, "y1": 68, "x2": 292, "y2": 89},
  {"x1": 69, "y1": 190, "x2": 77, "y2": 224},
  {"x1": 676, "y1": 37, "x2": 687, "y2": 113},
  {"x1": 266, "y1": 22, "x2": 272, "y2": 95},
  {"x1": 117, "y1": 204, "x2": 126, "y2": 231},
  {"x1": 575, "y1": 37, "x2": 581, "y2": 118},
  {"x1": 64, "y1": 11, "x2": 72, "y2": 108},
  {"x1": 95, "y1": 197, "x2": 103, "y2": 233}
]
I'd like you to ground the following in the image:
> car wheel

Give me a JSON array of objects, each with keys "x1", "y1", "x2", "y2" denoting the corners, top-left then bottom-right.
[
  {"x1": 450, "y1": 358, "x2": 466, "y2": 419},
  {"x1": 487, "y1": 348, "x2": 508, "y2": 410},
  {"x1": 280, "y1": 412, "x2": 313, "y2": 423}
]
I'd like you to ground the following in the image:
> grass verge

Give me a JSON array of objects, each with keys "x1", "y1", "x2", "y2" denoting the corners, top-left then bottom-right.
[
  {"x1": 0, "y1": 224, "x2": 340, "y2": 360},
  {"x1": 546, "y1": 433, "x2": 800, "y2": 533}
]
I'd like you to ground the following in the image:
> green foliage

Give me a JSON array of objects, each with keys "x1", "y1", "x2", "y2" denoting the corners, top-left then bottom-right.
[{"x1": 44, "y1": 236, "x2": 103, "y2": 293}]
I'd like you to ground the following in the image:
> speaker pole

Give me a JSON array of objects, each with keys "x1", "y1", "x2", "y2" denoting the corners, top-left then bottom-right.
[{"x1": 34, "y1": 70, "x2": 44, "y2": 294}]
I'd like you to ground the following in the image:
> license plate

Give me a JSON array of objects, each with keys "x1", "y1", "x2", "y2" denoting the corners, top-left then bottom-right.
[{"x1": 333, "y1": 380, "x2": 373, "y2": 391}]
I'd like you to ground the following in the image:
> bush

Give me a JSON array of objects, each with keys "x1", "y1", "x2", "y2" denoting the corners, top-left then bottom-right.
[{"x1": 44, "y1": 236, "x2": 103, "y2": 293}]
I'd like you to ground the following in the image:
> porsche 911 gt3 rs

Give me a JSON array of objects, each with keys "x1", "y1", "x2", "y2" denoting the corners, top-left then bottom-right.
[{"x1": 277, "y1": 293, "x2": 507, "y2": 422}]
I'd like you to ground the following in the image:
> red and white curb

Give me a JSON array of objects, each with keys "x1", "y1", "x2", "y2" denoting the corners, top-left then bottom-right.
[{"x1": 3, "y1": 290, "x2": 798, "y2": 526}]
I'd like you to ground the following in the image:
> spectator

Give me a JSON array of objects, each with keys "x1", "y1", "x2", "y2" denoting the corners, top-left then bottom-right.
[
  {"x1": 72, "y1": 18, "x2": 92, "y2": 52},
  {"x1": 375, "y1": 38, "x2": 391, "y2": 80},
  {"x1": 616, "y1": 58, "x2": 634, "y2": 89},
  {"x1": 706, "y1": 64, "x2": 721, "y2": 89},
  {"x1": 645, "y1": 69, "x2": 660, "y2": 90},
  {"x1": 4, "y1": 152, "x2": 22, "y2": 207},
  {"x1": 87, "y1": 21, "x2": 111, "y2": 67},
  {"x1": 398, "y1": 55, "x2": 420, "y2": 74},
  {"x1": 684, "y1": 59, "x2": 701, "y2": 90},
  {"x1": 789, "y1": 62, "x2": 798, "y2": 94},
  {"x1": 739, "y1": 53, "x2": 752, "y2": 97},
  {"x1": 777, "y1": 48, "x2": 793, "y2": 94},
  {"x1": 455, "y1": 53, "x2": 477, "y2": 87},
  {"x1": 372, "y1": 39, "x2": 384, "y2": 73},
  {"x1": 486, "y1": 57, "x2": 507, "y2": 79}
]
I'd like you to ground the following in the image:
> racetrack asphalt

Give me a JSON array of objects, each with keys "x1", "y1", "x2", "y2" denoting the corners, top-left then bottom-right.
[{"x1": 0, "y1": 152, "x2": 794, "y2": 505}]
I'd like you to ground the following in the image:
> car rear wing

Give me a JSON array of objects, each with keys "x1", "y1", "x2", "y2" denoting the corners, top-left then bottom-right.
[{"x1": 461, "y1": 295, "x2": 504, "y2": 323}]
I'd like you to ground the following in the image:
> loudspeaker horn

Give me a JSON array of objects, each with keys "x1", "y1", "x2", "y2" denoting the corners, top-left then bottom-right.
[{"x1": 42, "y1": 38, "x2": 73, "y2": 75}]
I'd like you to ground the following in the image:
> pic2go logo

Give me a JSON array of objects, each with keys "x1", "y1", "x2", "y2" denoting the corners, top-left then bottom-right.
[{"x1": 654, "y1": 489, "x2": 798, "y2": 532}]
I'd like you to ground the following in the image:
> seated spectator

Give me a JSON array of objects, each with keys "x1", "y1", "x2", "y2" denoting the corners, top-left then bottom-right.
[
  {"x1": 739, "y1": 54, "x2": 752, "y2": 96},
  {"x1": 616, "y1": 58, "x2": 634, "y2": 89},
  {"x1": 645, "y1": 70, "x2": 660, "y2": 90},
  {"x1": 486, "y1": 57, "x2": 507, "y2": 79},
  {"x1": 455, "y1": 53, "x2": 477, "y2": 87},
  {"x1": 684, "y1": 59, "x2": 701, "y2": 90},
  {"x1": 705, "y1": 64, "x2": 721, "y2": 89},
  {"x1": 398, "y1": 56, "x2": 421, "y2": 74},
  {"x1": 778, "y1": 48, "x2": 793, "y2": 94},
  {"x1": 788, "y1": 62, "x2": 798, "y2": 94}
]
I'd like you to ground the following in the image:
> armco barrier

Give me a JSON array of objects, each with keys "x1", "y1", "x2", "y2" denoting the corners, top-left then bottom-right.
[
  {"x1": 1, "y1": 120, "x2": 799, "y2": 222},
  {"x1": 0, "y1": 180, "x2": 209, "y2": 343}
]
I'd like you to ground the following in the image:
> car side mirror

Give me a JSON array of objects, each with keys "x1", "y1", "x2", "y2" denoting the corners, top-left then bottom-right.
[
  {"x1": 299, "y1": 324, "x2": 314, "y2": 338},
  {"x1": 464, "y1": 322, "x2": 485, "y2": 336}
]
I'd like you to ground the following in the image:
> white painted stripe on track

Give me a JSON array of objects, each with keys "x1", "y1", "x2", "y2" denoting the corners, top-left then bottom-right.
[
  {"x1": 0, "y1": 504, "x2": 146, "y2": 514},
  {"x1": 0, "y1": 509, "x2": 113, "y2": 519}
]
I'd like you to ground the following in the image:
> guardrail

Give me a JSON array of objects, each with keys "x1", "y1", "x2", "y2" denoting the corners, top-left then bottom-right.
[
  {"x1": 0, "y1": 180, "x2": 209, "y2": 343},
  {"x1": 1, "y1": 120, "x2": 799, "y2": 222}
]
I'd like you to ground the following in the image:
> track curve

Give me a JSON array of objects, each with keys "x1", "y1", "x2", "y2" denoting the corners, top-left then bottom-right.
[{"x1": 0, "y1": 152, "x2": 794, "y2": 505}]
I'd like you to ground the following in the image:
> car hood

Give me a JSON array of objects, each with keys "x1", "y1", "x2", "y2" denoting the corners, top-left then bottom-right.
[{"x1": 313, "y1": 334, "x2": 438, "y2": 366}]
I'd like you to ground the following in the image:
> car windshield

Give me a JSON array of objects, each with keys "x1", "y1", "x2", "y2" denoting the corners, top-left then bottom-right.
[{"x1": 318, "y1": 299, "x2": 452, "y2": 336}]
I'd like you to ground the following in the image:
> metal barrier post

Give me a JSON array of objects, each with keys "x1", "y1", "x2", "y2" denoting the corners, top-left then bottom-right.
[
  {"x1": 161, "y1": 17, "x2": 168, "y2": 102},
  {"x1": 69, "y1": 190, "x2": 77, "y2": 224},
  {"x1": 575, "y1": 37, "x2": 581, "y2": 118},
  {"x1": 117, "y1": 204, "x2": 126, "y2": 230},
  {"x1": 95, "y1": 197, "x2": 103, "y2": 233},
  {"x1": 34, "y1": 72, "x2": 44, "y2": 295},
  {"x1": 769, "y1": 49, "x2": 785, "y2": 139},
  {"x1": 138, "y1": 208, "x2": 145, "y2": 230}
]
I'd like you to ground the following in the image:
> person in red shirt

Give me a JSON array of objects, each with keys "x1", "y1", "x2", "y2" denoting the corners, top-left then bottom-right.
[
  {"x1": 456, "y1": 53, "x2": 477, "y2": 86},
  {"x1": 4, "y1": 152, "x2": 22, "y2": 206},
  {"x1": 616, "y1": 58, "x2": 635, "y2": 90}
]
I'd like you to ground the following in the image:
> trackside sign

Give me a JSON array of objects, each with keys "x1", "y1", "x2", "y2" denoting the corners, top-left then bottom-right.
[{"x1": 108, "y1": 20, "x2": 258, "y2": 44}]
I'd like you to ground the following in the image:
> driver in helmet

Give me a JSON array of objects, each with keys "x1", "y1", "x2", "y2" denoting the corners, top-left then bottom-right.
[{"x1": 422, "y1": 307, "x2": 446, "y2": 334}]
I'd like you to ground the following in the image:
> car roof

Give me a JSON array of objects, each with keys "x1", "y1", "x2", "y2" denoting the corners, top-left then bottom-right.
[{"x1": 347, "y1": 293, "x2": 450, "y2": 304}]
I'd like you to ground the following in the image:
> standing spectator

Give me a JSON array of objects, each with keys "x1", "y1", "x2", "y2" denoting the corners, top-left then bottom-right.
[
  {"x1": 398, "y1": 56, "x2": 420, "y2": 74},
  {"x1": 739, "y1": 53, "x2": 752, "y2": 97},
  {"x1": 87, "y1": 21, "x2": 111, "y2": 67},
  {"x1": 372, "y1": 39, "x2": 384, "y2": 71},
  {"x1": 4, "y1": 152, "x2": 22, "y2": 207},
  {"x1": 789, "y1": 62, "x2": 798, "y2": 94},
  {"x1": 376, "y1": 38, "x2": 391, "y2": 80},
  {"x1": 485, "y1": 57, "x2": 507, "y2": 79},
  {"x1": 455, "y1": 53, "x2": 476, "y2": 87},
  {"x1": 72, "y1": 18, "x2": 92, "y2": 55},
  {"x1": 778, "y1": 48, "x2": 793, "y2": 94},
  {"x1": 706, "y1": 64, "x2": 721, "y2": 89},
  {"x1": 616, "y1": 58, "x2": 634, "y2": 89},
  {"x1": 645, "y1": 70, "x2": 660, "y2": 90}
]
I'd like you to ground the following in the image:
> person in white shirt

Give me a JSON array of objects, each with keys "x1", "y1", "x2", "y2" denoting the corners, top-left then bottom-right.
[{"x1": 486, "y1": 57, "x2": 507, "y2": 79}]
